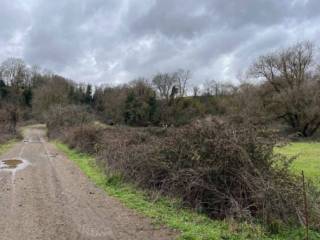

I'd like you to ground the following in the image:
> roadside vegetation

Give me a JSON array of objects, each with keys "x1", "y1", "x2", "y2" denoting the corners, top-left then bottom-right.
[
  {"x1": 0, "y1": 140, "x2": 16, "y2": 155},
  {"x1": 55, "y1": 141, "x2": 320, "y2": 240},
  {"x1": 1, "y1": 41, "x2": 320, "y2": 238}
]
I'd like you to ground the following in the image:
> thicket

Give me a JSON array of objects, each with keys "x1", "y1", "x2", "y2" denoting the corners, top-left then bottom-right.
[
  {"x1": 45, "y1": 105, "x2": 93, "y2": 138},
  {"x1": 2, "y1": 42, "x2": 320, "y2": 137},
  {"x1": 48, "y1": 116, "x2": 320, "y2": 231},
  {"x1": 0, "y1": 108, "x2": 21, "y2": 144}
]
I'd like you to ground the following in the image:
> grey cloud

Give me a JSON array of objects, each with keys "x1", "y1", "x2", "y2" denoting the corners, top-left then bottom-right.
[
  {"x1": 0, "y1": 0, "x2": 319, "y2": 85},
  {"x1": 129, "y1": 0, "x2": 212, "y2": 38},
  {"x1": 129, "y1": 0, "x2": 295, "y2": 38},
  {"x1": 23, "y1": 0, "x2": 124, "y2": 70},
  {"x1": 0, "y1": 0, "x2": 30, "y2": 43}
]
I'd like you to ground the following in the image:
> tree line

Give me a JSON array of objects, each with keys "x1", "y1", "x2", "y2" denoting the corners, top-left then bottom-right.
[{"x1": 1, "y1": 41, "x2": 320, "y2": 137}]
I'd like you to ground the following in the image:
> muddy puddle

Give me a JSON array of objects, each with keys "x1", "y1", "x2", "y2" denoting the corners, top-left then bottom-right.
[{"x1": 0, "y1": 158, "x2": 29, "y2": 172}]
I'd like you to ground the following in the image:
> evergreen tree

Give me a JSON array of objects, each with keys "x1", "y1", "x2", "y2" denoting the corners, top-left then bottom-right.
[
  {"x1": 0, "y1": 79, "x2": 8, "y2": 99},
  {"x1": 85, "y1": 84, "x2": 93, "y2": 105}
]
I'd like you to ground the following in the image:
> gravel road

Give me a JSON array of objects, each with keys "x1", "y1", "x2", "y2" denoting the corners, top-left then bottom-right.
[{"x1": 0, "y1": 125, "x2": 176, "y2": 240}]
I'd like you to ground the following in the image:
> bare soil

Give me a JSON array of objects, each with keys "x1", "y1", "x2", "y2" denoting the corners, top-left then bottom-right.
[{"x1": 0, "y1": 125, "x2": 177, "y2": 240}]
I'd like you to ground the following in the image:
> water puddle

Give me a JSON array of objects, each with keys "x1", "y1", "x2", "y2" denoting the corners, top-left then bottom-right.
[
  {"x1": 1, "y1": 159, "x2": 23, "y2": 169},
  {"x1": 0, "y1": 158, "x2": 29, "y2": 172}
]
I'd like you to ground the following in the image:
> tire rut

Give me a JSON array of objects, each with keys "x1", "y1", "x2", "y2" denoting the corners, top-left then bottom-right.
[{"x1": 0, "y1": 125, "x2": 177, "y2": 240}]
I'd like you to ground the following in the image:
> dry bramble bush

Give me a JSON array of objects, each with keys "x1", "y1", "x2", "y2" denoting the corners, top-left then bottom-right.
[{"x1": 57, "y1": 117, "x2": 320, "y2": 229}]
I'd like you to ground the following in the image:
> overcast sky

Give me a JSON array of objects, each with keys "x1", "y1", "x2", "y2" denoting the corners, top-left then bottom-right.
[{"x1": 1, "y1": 0, "x2": 319, "y2": 86}]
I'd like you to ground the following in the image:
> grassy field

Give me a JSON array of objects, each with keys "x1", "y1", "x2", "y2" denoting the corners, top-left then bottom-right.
[
  {"x1": 55, "y1": 141, "x2": 320, "y2": 240},
  {"x1": 275, "y1": 142, "x2": 320, "y2": 183}
]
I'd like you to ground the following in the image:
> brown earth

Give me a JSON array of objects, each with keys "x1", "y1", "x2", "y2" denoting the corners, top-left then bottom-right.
[{"x1": 0, "y1": 125, "x2": 177, "y2": 240}]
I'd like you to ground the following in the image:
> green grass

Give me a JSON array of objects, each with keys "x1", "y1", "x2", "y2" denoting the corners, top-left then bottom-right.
[
  {"x1": 0, "y1": 139, "x2": 16, "y2": 155},
  {"x1": 275, "y1": 142, "x2": 320, "y2": 182},
  {"x1": 54, "y1": 141, "x2": 319, "y2": 240}
]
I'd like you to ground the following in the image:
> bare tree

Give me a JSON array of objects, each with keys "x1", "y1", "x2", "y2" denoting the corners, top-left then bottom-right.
[
  {"x1": 192, "y1": 85, "x2": 200, "y2": 97},
  {"x1": 250, "y1": 42, "x2": 314, "y2": 91},
  {"x1": 94, "y1": 84, "x2": 129, "y2": 123},
  {"x1": 175, "y1": 69, "x2": 191, "y2": 97},
  {"x1": 32, "y1": 74, "x2": 72, "y2": 118},
  {"x1": 0, "y1": 58, "x2": 28, "y2": 87},
  {"x1": 203, "y1": 79, "x2": 234, "y2": 96},
  {"x1": 250, "y1": 41, "x2": 320, "y2": 136},
  {"x1": 152, "y1": 73, "x2": 177, "y2": 102},
  {"x1": 7, "y1": 104, "x2": 19, "y2": 134}
]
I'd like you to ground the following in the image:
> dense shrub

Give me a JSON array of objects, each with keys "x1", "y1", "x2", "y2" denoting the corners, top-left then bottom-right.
[
  {"x1": 52, "y1": 113, "x2": 320, "y2": 229},
  {"x1": 46, "y1": 104, "x2": 93, "y2": 138},
  {"x1": 123, "y1": 80, "x2": 158, "y2": 126},
  {"x1": 64, "y1": 124, "x2": 102, "y2": 154},
  {"x1": 0, "y1": 128, "x2": 18, "y2": 144},
  {"x1": 93, "y1": 118, "x2": 319, "y2": 228},
  {"x1": 0, "y1": 105, "x2": 21, "y2": 136},
  {"x1": 0, "y1": 108, "x2": 22, "y2": 143},
  {"x1": 159, "y1": 97, "x2": 205, "y2": 126}
]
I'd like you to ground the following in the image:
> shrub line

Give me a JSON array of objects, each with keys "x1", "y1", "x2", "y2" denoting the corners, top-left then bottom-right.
[{"x1": 54, "y1": 141, "x2": 320, "y2": 240}]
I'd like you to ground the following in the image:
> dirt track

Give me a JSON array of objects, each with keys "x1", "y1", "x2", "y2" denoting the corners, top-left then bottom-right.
[{"x1": 0, "y1": 125, "x2": 176, "y2": 240}]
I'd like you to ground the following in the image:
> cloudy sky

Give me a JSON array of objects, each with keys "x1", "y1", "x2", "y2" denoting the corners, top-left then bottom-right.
[{"x1": 1, "y1": 0, "x2": 319, "y2": 86}]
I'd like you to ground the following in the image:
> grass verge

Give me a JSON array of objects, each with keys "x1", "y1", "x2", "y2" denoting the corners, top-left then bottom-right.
[
  {"x1": 0, "y1": 140, "x2": 16, "y2": 155},
  {"x1": 54, "y1": 141, "x2": 319, "y2": 240}
]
